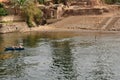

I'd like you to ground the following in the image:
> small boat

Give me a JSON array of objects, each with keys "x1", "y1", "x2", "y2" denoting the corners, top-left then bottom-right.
[{"x1": 4, "y1": 47, "x2": 25, "y2": 51}]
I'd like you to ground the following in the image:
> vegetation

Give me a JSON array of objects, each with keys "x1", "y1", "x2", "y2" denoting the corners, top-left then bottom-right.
[
  {"x1": 0, "y1": 3, "x2": 4, "y2": 8},
  {"x1": 22, "y1": 1, "x2": 42, "y2": 27},
  {"x1": 10, "y1": 0, "x2": 42, "y2": 27},
  {"x1": 53, "y1": 0, "x2": 70, "y2": 4},
  {"x1": 10, "y1": 0, "x2": 28, "y2": 14},
  {"x1": 0, "y1": 8, "x2": 8, "y2": 16},
  {"x1": 104, "y1": 0, "x2": 120, "y2": 4},
  {"x1": 38, "y1": 0, "x2": 46, "y2": 4},
  {"x1": 4, "y1": 0, "x2": 120, "y2": 27},
  {"x1": 0, "y1": 3, "x2": 8, "y2": 16}
]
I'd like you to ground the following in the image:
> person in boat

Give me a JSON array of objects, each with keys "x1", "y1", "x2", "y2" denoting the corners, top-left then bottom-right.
[
  {"x1": 19, "y1": 44, "x2": 23, "y2": 48},
  {"x1": 18, "y1": 43, "x2": 23, "y2": 48},
  {"x1": 12, "y1": 43, "x2": 23, "y2": 49},
  {"x1": 12, "y1": 46, "x2": 17, "y2": 49}
]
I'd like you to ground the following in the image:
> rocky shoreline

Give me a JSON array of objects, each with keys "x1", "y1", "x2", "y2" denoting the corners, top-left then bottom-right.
[
  {"x1": 0, "y1": 12, "x2": 120, "y2": 34},
  {"x1": 0, "y1": 0, "x2": 120, "y2": 34}
]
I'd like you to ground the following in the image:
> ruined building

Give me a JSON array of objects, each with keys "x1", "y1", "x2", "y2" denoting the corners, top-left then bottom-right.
[
  {"x1": 64, "y1": 0, "x2": 108, "y2": 15},
  {"x1": 71, "y1": 0, "x2": 104, "y2": 7}
]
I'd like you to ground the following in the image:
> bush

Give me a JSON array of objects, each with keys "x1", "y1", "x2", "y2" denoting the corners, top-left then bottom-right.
[
  {"x1": 0, "y1": 8, "x2": 8, "y2": 16},
  {"x1": 38, "y1": 0, "x2": 45, "y2": 4},
  {"x1": 0, "y1": 3, "x2": 8, "y2": 16},
  {"x1": 104, "y1": 0, "x2": 113, "y2": 4},
  {"x1": 34, "y1": 11, "x2": 42, "y2": 25},
  {"x1": 22, "y1": 1, "x2": 42, "y2": 27},
  {"x1": 117, "y1": 0, "x2": 120, "y2": 3},
  {"x1": 105, "y1": 0, "x2": 120, "y2": 4},
  {"x1": 26, "y1": 16, "x2": 35, "y2": 27},
  {"x1": 0, "y1": 3, "x2": 4, "y2": 8}
]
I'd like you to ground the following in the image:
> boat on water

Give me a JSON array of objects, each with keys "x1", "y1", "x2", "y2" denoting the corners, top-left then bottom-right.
[
  {"x1": 4, "y1": 46, "x2": 24, "y2": 51},
  {"x1": 5, "y1": 47, "x2": 25, "y2": 51},
  {"x1": 4, "y1": 43, "x2": 24, "y2": 51}
]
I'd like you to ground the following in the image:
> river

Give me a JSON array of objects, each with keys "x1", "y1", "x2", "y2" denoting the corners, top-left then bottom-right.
[{"x1": 0, "y1": 32, "x2": 120, "y2": 80}]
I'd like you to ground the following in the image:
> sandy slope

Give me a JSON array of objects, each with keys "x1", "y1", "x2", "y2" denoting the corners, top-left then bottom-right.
[{"x1": 21, "y1": 12, "x2": 120, "y2": 32}]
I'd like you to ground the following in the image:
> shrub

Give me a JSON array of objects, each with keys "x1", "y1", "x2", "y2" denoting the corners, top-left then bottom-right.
[
  {"x1": 117, "y1": 0, "x2": 120, "y2": 3},
  {"x1": 34, "y1": 11, "x2": 43, "y2": 25},
  {"x1": 26, "y1": 16, "x2": 35, "y2": 27},
  {"x1": 22, "y1": 1, "x2": 42, "y2": 27},
  {"x1": 0, "y1": 8, "x2": 8, "y2": 16},
  {"x1": 38, "y1": 0, "x2": 45, "y2": 4},
  {"x1": 0, "y1": 3, "x2": 4, "y2": 8},
  {"x1": 104, "y1": 0, "x2": 120, "y2": 4}
]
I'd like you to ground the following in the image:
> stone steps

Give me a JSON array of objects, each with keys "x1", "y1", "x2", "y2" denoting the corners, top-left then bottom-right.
[
  {"x1": 101, "y1": 17, "x2": 120, "y2": 30},
  {"x1": 51, "y1": 16, "x2": 105, "y2": 30},
  {"x1": 97, "y1": 17, "x2": 110, "y2": 29},
  {"x1": 107, "y1": 17, "x2": 120, "y2": 30}
]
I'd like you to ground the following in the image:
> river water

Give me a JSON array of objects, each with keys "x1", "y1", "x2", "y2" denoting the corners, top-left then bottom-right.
[{"x1": 0, "y1": 32, "x2": 120, "y2": 80}]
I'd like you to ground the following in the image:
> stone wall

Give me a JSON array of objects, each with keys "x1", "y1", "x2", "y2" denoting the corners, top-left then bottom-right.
[
  {"x1": 71, "y1": 0, "x2": 104, "y2": 7},
  {"x1": 64, "y1": 8, "x2": 104, "y2": 16}
]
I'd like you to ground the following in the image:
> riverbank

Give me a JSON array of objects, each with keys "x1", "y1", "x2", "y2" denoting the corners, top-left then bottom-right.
[
  {"x1": 1, "y1": 16, "x2": 120, "y2": 34},
  {"x1": 19, "y1": 12, "x2": 120, "y2": 33},
  {"x1": 0, "y1": 9, "x2": 120, "y2": 34},
  {"x1": 20, "y1": 25, "x2": 120, "y2": 34}
]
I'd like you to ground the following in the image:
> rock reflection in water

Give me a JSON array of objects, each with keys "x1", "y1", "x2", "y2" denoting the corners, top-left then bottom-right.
[{"x1": 50, "y1": 40, "x2": 77, "y2": 80}]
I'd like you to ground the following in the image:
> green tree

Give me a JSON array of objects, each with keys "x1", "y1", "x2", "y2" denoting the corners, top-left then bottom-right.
[{"x1": 22, "y1": 1, "x2": 42, "y2": 27}]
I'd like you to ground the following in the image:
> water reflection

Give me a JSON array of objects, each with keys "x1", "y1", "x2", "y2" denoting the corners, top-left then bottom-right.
[
  {"x1": 0, "y1": 32, "x2": 120, "y2": 80},
  {"x1": 0, "y1": 52, "x2": 25, "y2": 79},
  {"x1": 50, "y1": 40, "x2": 77, "y2": 80},
  {"x1": 23, "y1": 34, "x2": 40, "y2": 47},
  {"x1": 0, "y1": 35, "x2": 4, "y2": 51}
]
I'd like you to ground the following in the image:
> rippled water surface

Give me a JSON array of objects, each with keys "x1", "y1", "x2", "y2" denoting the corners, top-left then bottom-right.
[{"x1": 0, "y1": 32, "x2": 120, "y2": 80}]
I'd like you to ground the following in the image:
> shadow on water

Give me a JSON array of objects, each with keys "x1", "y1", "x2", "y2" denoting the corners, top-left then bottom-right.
[
  {"x1": 49, "y1": 40, "x2": 77, "y2": 80},
  {"x1": 0, "y1": 32, "x2": 120, "y2": 80},
  {"x1": 21, "y1": 32, "x2": 81, "y2": 48}
]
